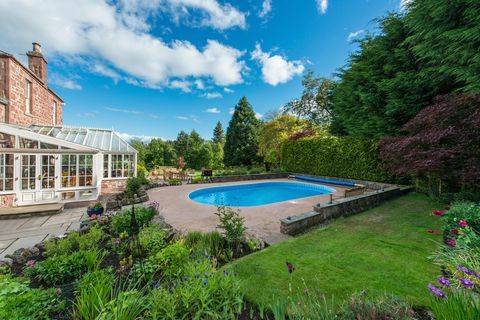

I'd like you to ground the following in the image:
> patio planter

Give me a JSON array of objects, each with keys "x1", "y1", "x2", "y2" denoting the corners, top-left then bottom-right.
[{"x1": 87, "y1": 207, "x2": 104, "y2": 217}]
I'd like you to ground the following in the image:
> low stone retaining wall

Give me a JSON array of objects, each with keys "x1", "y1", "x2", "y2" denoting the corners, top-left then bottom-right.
[
  {"x1": 288, "y1": 173, "x2": 394, "y2": 190},
  {"x1": 211, "y1": 172, "x2": 288, "y2": 183},
  {"x1": 280, "y1": 186, "x2": 411, "y2": 235}
]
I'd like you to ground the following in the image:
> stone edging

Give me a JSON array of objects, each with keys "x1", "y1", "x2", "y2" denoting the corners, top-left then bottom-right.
[{"x1": 280, "y1": 186, "x2": 412, "y2": 235}]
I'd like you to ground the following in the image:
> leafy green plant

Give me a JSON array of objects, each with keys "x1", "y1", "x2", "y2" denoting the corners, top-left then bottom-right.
[
  {"x1": 215, "y1": 206, "x2": 247, "y2": 246},
  {"x1": 96, "y1": 290, "x2": 147, "y2": 320},
  {"x1": 184, "y1": 231, "x2": 203, "y2": 249},
  {"x1": 0, "y1": 274, "x2": 65, "y2": 320},
  {"x1": 427, "y1": 267, "x2": 480, "y2": 320},
  {"x1": 168, "y1": 178, "x2": 182, "y2": 186},
  {"x1": 125, "y1": 175, "x2": 148, "y2": 198},
  {"x1": 245, "y1": 238, "x2": 262, "y2": 252},
  {"x1": 281, "y1": 137, "x2": 389, "y2": 182},
  {"x1": 184, "y1": 230, "x2": 227, "y2": 258},
  {"x1": 72, "y1": 269, "x2": 115, "y2": 320},
  {"x1": 111, "y1": 206, "x2": 157, "y2": 236},
  {"x1": 429, "y1": 289, "x2": 480, "y2": 320},
  {"x1": 139, "y1": 225, "x2": 167, "y2": 255},
  {"x1": 44, "y1": 226, "x2": 104, "y2": 257},
  {"x1": 25, "y1": 250, "x2": 104, "y2": 286},
  {"x1": 155, "y1": 241, "x2": 190, "y2": 279},
  {"x1": 88, "y1": 202, "x2": 103, "y2": 210},
  {"x1": 129, "y1": 256, "x2": 160, "y2": 284},
  {"x1": 146, "y1": 258, "x2": 243, "y2": 319},
  {"x1": 339, "y1": 293, "x2": 414, "y2": 320}
]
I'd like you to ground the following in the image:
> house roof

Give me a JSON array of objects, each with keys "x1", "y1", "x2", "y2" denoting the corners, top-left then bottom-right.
[
  {"x1": 0, "y1": 50, "x2": 64, "y2": 103},
  {"x1": 0, "y1": 123, "x2": 136, "y2": 153},
  {"x1": 29, "y1": 125, "x2": 137, "y2": 153}
]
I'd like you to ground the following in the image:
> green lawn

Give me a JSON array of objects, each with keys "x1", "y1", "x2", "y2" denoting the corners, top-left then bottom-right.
[{"x1": 230, "y1": 193, "x2": 443, "y2": 307}]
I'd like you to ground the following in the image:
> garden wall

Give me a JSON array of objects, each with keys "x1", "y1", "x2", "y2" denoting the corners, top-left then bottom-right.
[
  {"x1": 281, "y1": 137, "x2": 389, "y2": 182},
  {"x1": 211, "y1": 172, "x2": 288, "y2": 183},
  {"x1": 280, "y1": 186, "x2": 411, "y2": 235}
]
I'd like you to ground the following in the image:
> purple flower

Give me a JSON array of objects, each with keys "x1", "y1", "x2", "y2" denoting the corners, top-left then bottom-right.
[
  {"x1": 153, "y1": 280, "x2": 160, "y2": 289},
  {"x1": 438, "y1": 276, "x2": 450, "y2": 287},
  {"x1": 428, "y1": 283, "x2": 446, "y2": 299},
  {"x1": 195, "y1": 273, "x2": 200, "y2": 278},
  {"x1": 203, "y1": 279, "x2": 208, "y2": 285},
  {"x1": 286, "y1": 261, "x2": 295, "y2": 274},
  {"x1": 457, "y1": 265, "x2": 469, "y2": 274},
  {"x1": 204, "y1": 273, "x2": 209, "y2": 277},
  {"x1": 459, "y1": 278, "x2": 472, "y2": 288},
  {"x1": 183, "y1": 276, "x2": 189, "y2": 281}
]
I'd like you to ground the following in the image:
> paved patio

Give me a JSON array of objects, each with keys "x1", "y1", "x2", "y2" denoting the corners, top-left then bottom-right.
[
  {"x1": 148, "y1": 179, "x2": 347, "y2": 244},
  {"x1": 0, "y1": 207, "x2": 86, "y2": 258}
]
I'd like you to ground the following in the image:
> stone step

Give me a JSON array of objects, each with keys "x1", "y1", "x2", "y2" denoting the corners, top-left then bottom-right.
[{"x1": 0, "y1": 203, "x2": 64, "y2": 220}]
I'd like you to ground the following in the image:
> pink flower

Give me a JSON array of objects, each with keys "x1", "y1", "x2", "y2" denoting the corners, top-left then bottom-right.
[
  {"x1": 459, "y1": 220, "x2": 468, "y2": 227},
  {"x1": 25, "y1": 260, "x2": 36, "y2": 267},
  {"x1": 450, "y1": 228, "x2": 458, "y2": 235},
  {"x1": 90, "y1": 214, "x2": 97, "y2": 219},
  {"x1": 425, "y1": 229, "x2": 435, "y2": 233},
  {"x1": 446, "y1": 240, "x2": 456, "y2": 246},
  {"x1": 432, "y1": 210, "x2": 444, "y2": 216}
]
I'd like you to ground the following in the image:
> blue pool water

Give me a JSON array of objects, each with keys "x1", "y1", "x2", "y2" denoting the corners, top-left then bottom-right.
[{"x1": 188, "y1": 182, "x2": 335, "y2": 207}]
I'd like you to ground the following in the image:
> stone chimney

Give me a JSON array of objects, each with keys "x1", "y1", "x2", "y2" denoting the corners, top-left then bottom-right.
[{"x1": 27, "y1": 42, "x2": 47, "y2": 83}]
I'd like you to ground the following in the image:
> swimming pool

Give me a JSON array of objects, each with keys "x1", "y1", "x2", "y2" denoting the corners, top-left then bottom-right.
[{"x1": 188, "y1": 182, "x2": 335, "y2": 207}]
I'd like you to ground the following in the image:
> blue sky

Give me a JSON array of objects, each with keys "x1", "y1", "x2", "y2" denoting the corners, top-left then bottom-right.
[{"x1": 0, "y1": 0, "x2": 405, "y2": 141}]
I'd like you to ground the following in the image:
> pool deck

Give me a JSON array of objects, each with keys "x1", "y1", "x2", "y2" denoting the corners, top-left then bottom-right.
[{"x1": 147, "y1": 178, "x2": 348, "y2": 244}]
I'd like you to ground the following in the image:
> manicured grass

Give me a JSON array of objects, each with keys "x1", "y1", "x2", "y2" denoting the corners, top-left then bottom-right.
[{"x1": 231, "y1": 193, "x2": 443, "y2": 307}]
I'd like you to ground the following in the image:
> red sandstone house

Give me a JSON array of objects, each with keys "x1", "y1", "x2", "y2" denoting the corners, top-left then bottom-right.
[{"x1": 0, "y1": 43, "x2": 137, "y2": 208}]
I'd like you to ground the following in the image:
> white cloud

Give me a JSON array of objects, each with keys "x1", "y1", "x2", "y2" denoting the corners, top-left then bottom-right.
[
  {"x1": 91, "y1": 63, "x2": 121, "y2": 82},
  {"x1": 205, "y1": 107, "x2": 221, "y2": 113},
  {"x1": 169, "y1": 80, "x2": 192, "y2": 92},
  {"x1": 159, "y1": 0, "x2": 247, "y2": 30},
  {"x1": 194, "y1": 79, "x2": 205, "y2": 90},
  {"x1": 347, "y1": 29, "x2": 365, "y2": 42},
  {"x1": 0, "y1": 0, "x2": 246, "y2": 90},
  {"x1": 259, "y1": 0, "x2": 272, "y2": 18},
  {"x1": 176, "y1": 115, "x2": 199, "y2": 122},
  {"x1": 104, "y1": 107, "x2": 142, "y2": 115},
  {"x1": 117, "y1": 132, "x2": 162, "y2": 143},
  {"x1": 229, "y1": 108, "x2": 234, "y2": 115},
  {"x1": 316, "y1": 0, "x2": 328, "y2": 14},
  {"x1": 251, "y1": 44, "x2": 304, "y2": 86},
  {"x1": 224, "y1": 87, "x2": 234, "y2": 93},
  {"x1": 75, "y1": 112, "x2": 96, "y2": 118},
  {"x1": 255, "y1": 112, "x2": 263, "y2": 119},
  {"x1": 49, "y1": 74, "x2": 82, "y2": 90},
  {"x1": 202, "y1": 92, "x2": 223, "y2": 99}
]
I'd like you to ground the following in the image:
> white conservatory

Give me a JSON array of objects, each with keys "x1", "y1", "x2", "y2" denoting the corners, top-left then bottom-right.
[{"x1": 0, "y1": 123, "x2": 137, "y2": 207}]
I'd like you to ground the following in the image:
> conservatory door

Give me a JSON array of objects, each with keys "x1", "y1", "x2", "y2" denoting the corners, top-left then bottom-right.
[{"x1": 18, "y1": 154, "x2": 57, "y2": 205}]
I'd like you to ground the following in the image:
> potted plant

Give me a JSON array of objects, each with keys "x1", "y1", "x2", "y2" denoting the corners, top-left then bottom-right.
[{"x1": 87, "y1": 202, "x2": 104, "y2": 217}]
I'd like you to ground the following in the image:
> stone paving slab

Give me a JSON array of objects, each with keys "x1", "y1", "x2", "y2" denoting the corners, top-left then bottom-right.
[{"x1": 0, "y1": 207, "x2": 86, "y2": 258}]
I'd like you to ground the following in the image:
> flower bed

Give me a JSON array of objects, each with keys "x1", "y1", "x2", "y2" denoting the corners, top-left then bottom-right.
[
  {"x1": 425, "y1": 202, "x2": 480, "y2": 319},
  {"x1": 0, "y1": 203, "x2": 266, "y2": 319}
]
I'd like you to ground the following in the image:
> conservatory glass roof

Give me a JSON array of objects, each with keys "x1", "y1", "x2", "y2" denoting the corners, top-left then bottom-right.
[{"x1": 29, "y1": 125, "x2": 136, "y2": 153}]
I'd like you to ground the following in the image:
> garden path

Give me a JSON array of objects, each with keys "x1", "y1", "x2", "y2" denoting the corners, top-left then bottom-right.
[{"x1": 0, "y1": 207, "x2": 85, "y2": 258}]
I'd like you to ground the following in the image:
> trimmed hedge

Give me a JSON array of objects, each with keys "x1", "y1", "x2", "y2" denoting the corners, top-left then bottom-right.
[{"x1": 281, "y1": 137, "x2": 389, "y2": 182}]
